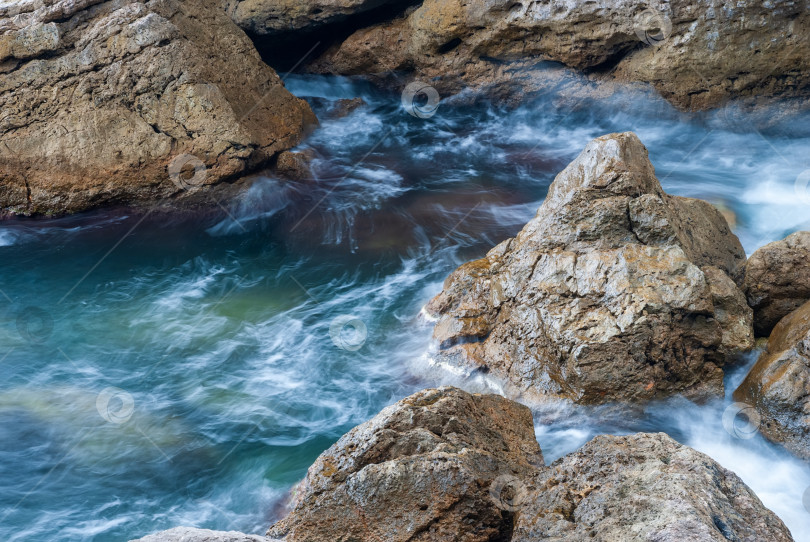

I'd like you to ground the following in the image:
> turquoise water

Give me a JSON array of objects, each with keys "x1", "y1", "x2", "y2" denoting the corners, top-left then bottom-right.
[{"x1": 1, "y1": 76, "x2": 809, "y2": 540}]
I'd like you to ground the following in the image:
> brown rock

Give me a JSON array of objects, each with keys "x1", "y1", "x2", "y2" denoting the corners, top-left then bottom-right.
[
  {"x1": 743, "y1": 231, "x2": 810, "y2": 337},
  {"x1": 222, "y1": 0, "x2": 408, "y2": 36},
  {"x1": 0, "y1": 0, "x2": 316, "y2": 216},
  {"x1": 426, "y1": 132, "x2": 753, "y2": 405},
  {"x1": 266, "y1": 386, "x2": 544, "y2": 542},
  {"x1": 304, "y1": 0, "x2": 810, "y2": 110},
  {"x1": 514, "y1": 433, "x2": 794, "y2": 541},
  {"x1": 734, "y1": 300, "x2": 810, "y2": 460},
  {"x1": 274, "y1": 149, "x2": 316, "y2": 181},
  {"x1": 325, "y1": 96, "x2": 367, "y2": 119}
]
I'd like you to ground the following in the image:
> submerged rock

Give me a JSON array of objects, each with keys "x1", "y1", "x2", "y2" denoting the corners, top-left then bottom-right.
[
  {"x1": 266, "y1": 386, "x2": 543, "y2": 542},
  {"x1": 734, "y1": 300, "x2": 810, "y2": 460},
  {"x1": 427, "y1": 132, "x2": 753, "y2": 405},
  {"x1": 514, "y1": 432, "x2": 794, "y2": 541},
  {"x1": 301, "y1": 0, "x2": 810, "y2": 110},
  {"x1": 274, "y1": 149, "x2": 317, "y2": 181},
  {"x1": 0, "y1": 0, "x2": 316, "y2": 216},
  {"x1": 743, "y1": 231, "x2": 810, "y2": 337}
]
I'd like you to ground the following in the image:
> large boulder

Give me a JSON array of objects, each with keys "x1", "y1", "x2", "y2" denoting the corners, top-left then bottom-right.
[
  {"x1": 0, "y1": 0, "x2": 316, "y2": 216},
  {"x1": 304, "y1": 0, "x2": 810, "y2": 110},
  {"x1": 426, "y1": 132, "x2": 753, "y2": 405},
  {"x1": 743, "y1": 231, "x2": 810, "y2": 337},
  {"x1": 514, "y1": 432, "x2": 794, "y2": 541},
  {"x1": 733, "y1": 300, "x2": 810, "y2": 460},
  {"x1": 266, "y1": 386, "x2": 544, "y2": 542}
]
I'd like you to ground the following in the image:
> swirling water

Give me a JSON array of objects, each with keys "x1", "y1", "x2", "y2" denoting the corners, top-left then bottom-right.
[{"x1": 1, "y1": 75, "x2": 810, "y2": 541}]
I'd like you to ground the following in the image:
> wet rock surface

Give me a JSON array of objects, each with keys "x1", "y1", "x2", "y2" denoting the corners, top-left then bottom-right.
[
  {"x1": 743, "y1": 231, "x2": 810, "y2": 337},
  {"x1": 514, "y1": 432, "x2": 794, "y2": 542},
  {"x1": 734, "y1": 300, "x2": 810, "y2": 460},
  {"x1": 266, "y1": 386, "x2": 543, "y2": 542},
  {"x1": 135, "y1": 392, "x2": 793, "y2": 542},
  {"x1": 426, "y1": 132, "x2": 753, "y2": 405},
  {"x1": 0, "y1": 0, "x2": 316, "y2": 216},
  {"x1": 299, "y1": 0, "x2": 810, "y2": 110}
]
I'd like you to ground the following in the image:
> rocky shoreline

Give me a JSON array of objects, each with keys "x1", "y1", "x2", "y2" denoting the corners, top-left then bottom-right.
[
  {"x1": 234, "y1": 0, "x2": 810, "y2": 110},
  {"x1": 133, "y1": 390, "x2": 795, "y2": 542},
  {"x1": 0, "y1": 0, "x2": 315, "y2": 216},
  {"x1": 3, "y1": 0, "x2": 809, "y2": 215},
  {"x1": 131, "y1": 133, "x2": 810, "y2": 540},
  {"x1": 4, "y1": 1, "x2": 810, "y2": 540}
]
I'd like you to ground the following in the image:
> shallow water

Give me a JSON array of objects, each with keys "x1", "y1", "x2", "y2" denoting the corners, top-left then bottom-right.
[{"x1": 1, "y1": 75, "x2": 809, "y2": 541}]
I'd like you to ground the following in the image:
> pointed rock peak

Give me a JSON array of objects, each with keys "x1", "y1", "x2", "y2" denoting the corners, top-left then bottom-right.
[{"x1": 543, "y1": 132, "x2": 663, "y2": 209}]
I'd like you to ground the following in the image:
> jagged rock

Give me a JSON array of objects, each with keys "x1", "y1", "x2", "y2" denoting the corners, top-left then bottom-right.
[
  {"x1": 426, "y1": 132, "x2": 753, "y2": 405},
  {"x1": 134, "y1": 404, "x2": 793, "y2": 542},
  {"x1": 514, "y1": 433, "x2": 794, "y2": 541},
  {"x1": 131, "y1": 527, "x2": 278, "y2": 542},
  {"x1": 267, "y1": 386, "x2": 544, "y2": 542},
  {"x1": 743, "y1": 231, "x2": 810, "y2": 337},
  {"x1": 274, "y1": 149, "x2": 316, "y2": 181},
  {"x1": 325, "y1": 96, "x2": 367, "y2": 119},
  {"x1": 734, "y1": 300, "x2": 810, "y2": 460},
  {"x1": 222, "y1": 0, "x2": 409, "y2": 36},
  {"x1": 0, "y1": 0, "x2": 316, "y2": 216},
  {"x1": 303, "y1": 0, "x2": 810, "y2": 110}
]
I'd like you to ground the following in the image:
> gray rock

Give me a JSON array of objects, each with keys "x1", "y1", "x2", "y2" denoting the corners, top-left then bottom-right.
[
  {"x1": 514, "y1": 432, "x2": 794, "y2": 541},
  {"x1": 426, "y1": 132, "x2": 753, "y2": 405},
  {"x1": 267, "y1": 386, "x2": 543, "y2": 542},
  {"x1": 135, "y1": 397, "x2": 793, "y2": 542}
]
